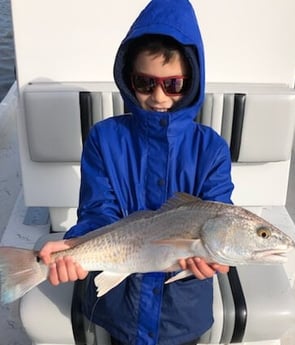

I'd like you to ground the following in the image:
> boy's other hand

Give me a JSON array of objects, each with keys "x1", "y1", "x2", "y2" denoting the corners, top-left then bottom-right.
[{"x1": 178, "y1": 257, "x2": 229, "y2": 280}]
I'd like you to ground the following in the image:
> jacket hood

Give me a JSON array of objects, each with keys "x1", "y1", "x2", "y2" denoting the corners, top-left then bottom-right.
[{"x1": 113, "y1": 0, "x2": 205, "y2": 121}]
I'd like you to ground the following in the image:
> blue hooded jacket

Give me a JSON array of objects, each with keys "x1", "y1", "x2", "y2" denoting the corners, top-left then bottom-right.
[{"x1": 65, "y1": 1, "x2": 234, "y2": 344}]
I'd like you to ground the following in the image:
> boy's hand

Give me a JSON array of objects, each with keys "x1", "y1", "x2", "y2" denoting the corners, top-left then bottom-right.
[
  {"x1": 178, "y1": 257, "x2": 229, "y2": 280},
  {"x1": 38, "y1": 240, "x2": 89, "y2": 285}
]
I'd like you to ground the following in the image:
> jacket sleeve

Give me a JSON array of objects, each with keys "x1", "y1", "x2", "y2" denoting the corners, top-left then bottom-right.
[
  {"x1": 198, "y1": 138, "x2": 234, "y2": 204},
  {"x1": 64, "y1": 126, "x2": 122, "y2": 239}
]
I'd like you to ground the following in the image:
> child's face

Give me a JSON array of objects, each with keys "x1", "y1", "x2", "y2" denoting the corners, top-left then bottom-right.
[{"x1": 132, "y1": 51, "x2": 188, "y2": 112}]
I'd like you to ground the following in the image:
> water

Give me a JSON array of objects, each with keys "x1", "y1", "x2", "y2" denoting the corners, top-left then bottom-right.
[{"x1": 0, "y1": 0, "x2": 15, "y2": 102}]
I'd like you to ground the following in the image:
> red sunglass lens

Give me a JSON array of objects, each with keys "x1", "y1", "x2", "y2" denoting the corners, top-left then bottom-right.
[{"x1": 132, "y1": 74, "x2": 187, "y2": 95}]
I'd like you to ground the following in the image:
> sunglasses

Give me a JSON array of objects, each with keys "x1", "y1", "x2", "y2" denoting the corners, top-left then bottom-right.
[{"x1": 131, "y1": 73, "x2": 189, "y2": 96}]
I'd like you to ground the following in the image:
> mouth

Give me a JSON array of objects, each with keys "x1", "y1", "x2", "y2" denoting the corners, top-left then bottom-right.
[
  {"x1": 151, "y1": 108, "x2": 169, "y2": 112},
  {"x1": 254, "y1": 249, "x2": 289, "y2": 262}
]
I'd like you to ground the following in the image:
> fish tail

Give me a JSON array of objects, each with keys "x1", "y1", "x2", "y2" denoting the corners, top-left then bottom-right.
[{"x1": 0, "y1": 247, "x2": 47, "y2": 304}]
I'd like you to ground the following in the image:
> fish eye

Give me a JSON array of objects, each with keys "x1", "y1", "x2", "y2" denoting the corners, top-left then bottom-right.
[{"x1": 257, "y1": 227, "x2": 271, "y2": 239}]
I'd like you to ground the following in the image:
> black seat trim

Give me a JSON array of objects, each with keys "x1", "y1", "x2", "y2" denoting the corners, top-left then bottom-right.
[
  {"x1": 79, "y1": 91, "x2": 93, "y2": 144},
  {"x1": 230, "y1": 94, "x2": 246, "y2": 162},
  {"x1": 228, "y1": 267, "x2": 247, "y2": 343},
  {"x1": 71, "y1": 280, "x2": 87, "y2": 345}
]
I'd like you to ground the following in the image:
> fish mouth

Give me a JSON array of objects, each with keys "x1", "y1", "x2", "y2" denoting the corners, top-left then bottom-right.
[{"x1": 254, "y1": 249, "x2": 289, "y2": 262}]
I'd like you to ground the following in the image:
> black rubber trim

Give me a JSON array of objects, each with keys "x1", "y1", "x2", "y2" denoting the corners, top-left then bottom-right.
[
  {"x1": 79, "y1": 91, "x2": 93, "y2": 144},
  {"x1": 71, "y1": 280, "x2": 87, "y2": 345},
  {"x1": 230, "y1": 94, "x2": 246, "y2": 162},
  {"x1": 227, "y1": 267, "x2": 247, "y2": 343}
]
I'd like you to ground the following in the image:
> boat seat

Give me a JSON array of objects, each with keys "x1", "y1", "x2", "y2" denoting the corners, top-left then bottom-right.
[
  {"x1": 19, "y1": 82, "x2": 295, "y2": 344},
  {"x1": 21, "y1": 82, "x2": 295, "y2": 231},
  {"x1": 23, "y1": 83, "x2": 295, "y2": 164}
]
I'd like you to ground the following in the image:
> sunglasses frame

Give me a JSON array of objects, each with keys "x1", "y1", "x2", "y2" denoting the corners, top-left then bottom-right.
[{"x1": 131, "y1": 73, "x2": 189, "y2": 96}]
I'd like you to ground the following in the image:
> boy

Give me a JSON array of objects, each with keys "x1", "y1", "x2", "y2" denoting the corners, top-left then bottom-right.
[{"x1": 40, "y1": 0, "x2": 234, "y2": 344}]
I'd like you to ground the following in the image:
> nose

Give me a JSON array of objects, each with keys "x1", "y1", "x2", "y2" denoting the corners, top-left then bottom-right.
[{"x1": 151, "y1": 83, "x2": 168, "y2": 103}]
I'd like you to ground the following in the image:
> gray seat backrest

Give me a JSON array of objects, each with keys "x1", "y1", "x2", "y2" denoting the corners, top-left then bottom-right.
[
  {"x1": 23, "y1": 82, "x2": 295, "y2": 164},
  {"x1": 19, "y1": 82, "x2": 295, "y2": 220}
]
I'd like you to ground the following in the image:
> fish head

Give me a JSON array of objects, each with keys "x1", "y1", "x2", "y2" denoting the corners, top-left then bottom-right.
[{"x1": 200, "y1": 206, "x2": 295, "y2": 265}]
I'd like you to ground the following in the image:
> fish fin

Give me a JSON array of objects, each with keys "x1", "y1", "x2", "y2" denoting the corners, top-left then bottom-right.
[
  {"x1": 153, "y1": 238, "x2": 210, "y2": 261},
  {"x1": 67, "y1": 194, "x2": 201, "y2": 248},
  {"x1": 165, "y1": 270, "x2": 193, "y2": 284},
  {"x1": 0, "y1": 247, "x2": 47, "y2": 304},
  {"x1": 153, "y1": 238, "x2": 201, "y2": 249},
  {"x1": 94, "y1": 272, "x2": 129, "y2": 297},
  {"x1": 158, "y1": 193, "x2": 201, "y2": 212},
  {"x1": 91, "y1": 194, "x2": 201, "y2": 237},
  {"x1": 163, "y1": 263, "x2": 181, "y2": 272}
]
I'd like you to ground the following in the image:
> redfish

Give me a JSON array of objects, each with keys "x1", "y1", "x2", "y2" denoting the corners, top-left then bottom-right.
[{"x1": 0, "y1": 193, "x2": 294, "y2": 304}]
